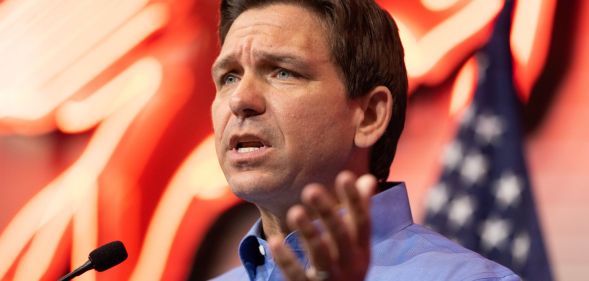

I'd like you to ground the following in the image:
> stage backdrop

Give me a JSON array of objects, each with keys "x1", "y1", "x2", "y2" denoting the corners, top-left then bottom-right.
[{"x1": 0, "y1": 0, "x2": 587, "y2": 280}]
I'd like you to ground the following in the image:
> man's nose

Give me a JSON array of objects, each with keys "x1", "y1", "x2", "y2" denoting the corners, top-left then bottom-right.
[{"x1": 229, "y1": 75, "x2": 266, "y2": 119}]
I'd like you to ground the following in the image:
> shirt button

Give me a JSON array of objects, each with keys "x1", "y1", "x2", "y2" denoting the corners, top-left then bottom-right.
[{"x1": 258, "y1": 244, "x2": 266, "y2": 256}]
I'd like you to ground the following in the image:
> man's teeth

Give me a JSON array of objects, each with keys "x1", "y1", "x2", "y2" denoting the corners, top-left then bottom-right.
[{"x1": 237, "y1": 147, "x2": 261, "y2": 153}]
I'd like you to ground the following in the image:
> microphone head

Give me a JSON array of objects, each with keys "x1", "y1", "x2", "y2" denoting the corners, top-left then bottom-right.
[{"x1": 89, "y1": 241, "x2": 128, "y2": 272}]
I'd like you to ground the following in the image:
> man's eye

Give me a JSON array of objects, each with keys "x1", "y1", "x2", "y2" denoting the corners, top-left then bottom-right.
[
  {"x1": 222, "y1": 74, "x2": 239, "y2": 85},
  {"x1": 276, "y1": 69, "x2": 293, "y2": 80}
]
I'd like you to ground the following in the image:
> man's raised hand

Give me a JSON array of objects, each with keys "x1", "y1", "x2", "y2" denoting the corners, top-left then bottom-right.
[{"x1": 268, "y1": 171, "x2": 377, "y2": 281}]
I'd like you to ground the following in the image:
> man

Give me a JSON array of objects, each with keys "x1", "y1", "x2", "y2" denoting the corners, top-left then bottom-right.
[{"x1": 209, "y1": 0, "x2": 519, "y2": 280}]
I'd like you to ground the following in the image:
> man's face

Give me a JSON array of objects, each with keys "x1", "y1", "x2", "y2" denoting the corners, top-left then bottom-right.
[{"x1": 211, "y1": 4, "x2": 361, "y2": 209}]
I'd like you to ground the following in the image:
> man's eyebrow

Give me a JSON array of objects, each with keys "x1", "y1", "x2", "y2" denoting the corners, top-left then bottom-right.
[
  {"x1": 256, "y1": 51, "x2": 307, "y2": 67},
  {"x1": 212, "y1": 51, "x2": 309, "y2": 77},
  {"x1": 211, "y1": 56, "x2": 236, "y2": 78},
  {"x1": 259, "y1": 52, "x2": 316, "y2": 75}
]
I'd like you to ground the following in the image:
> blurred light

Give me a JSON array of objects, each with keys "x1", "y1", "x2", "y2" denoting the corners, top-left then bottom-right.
[
  {"x1": 511, "y1": 0, "x2": 542, "y2": 65},
  {"x1": 56, "y1": 49, "x2": 167, "y2": 133},
  {"x1": 421, "y1": 0, "x2": 461, "y2": 11},
  {"x1": 0, "y1": 57, "x2": 163, "y2": 280},
  {"x1": 0, "y1": 1, "x2": 167, "y2": 131},
  {"x1": 130, "y1": 135, "x2": 229, "y2": 281},
  {"x1": 449, "y1": 57, "x2": 477, "y2": 115},
  {"x1": 397, "y1": 0, "x2": 502, "y2": 83},
  {"x1": 72, "y1": 183, "x2": 98, "y2": 281},
  {"x1": 12, "y1": 205, "x2": 72, "y2": 281},
  {"x1": 511, "y1": 0, "x2": 556, "y2": 99}
]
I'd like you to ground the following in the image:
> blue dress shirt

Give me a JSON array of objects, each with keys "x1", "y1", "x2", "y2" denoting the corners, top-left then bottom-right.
[{"x1": 211, "y1": 183, "x2": 520, "y2": 281}]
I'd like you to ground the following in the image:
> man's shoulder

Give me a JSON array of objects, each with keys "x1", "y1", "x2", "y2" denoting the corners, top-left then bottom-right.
[
  {"x1": 208, "y1": 266, "x2": 248, "y2": 281},
  {"x1": 368, "y1": 223, "x2": 520, "y2": 280}
]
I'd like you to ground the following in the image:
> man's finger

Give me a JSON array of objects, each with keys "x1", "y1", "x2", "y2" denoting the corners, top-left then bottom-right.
[
  {"x1": 301, "y1": 183, "x2": 353, "y2": 263},
  {"x1": 351, "y1": 174, "x2": 376, "y2": 249},
  {"x1": 334, "y1": 171, "x2": 362, "y2": 234},
  {"x1": 287, "y1": 205, "x2": 333, "y2": 275},
  {"x1": 268, "y1": 236, "x2": 307, "y2": 281},
  {"x1": 333, "y1": 171, "x2": 360, "y2": 267},
  {"x1": 336, "y1": 172, "x2": 377, "y2": 247},
  {"x1": 355, "y1": 174, "x2": 377, "y2": 199}
]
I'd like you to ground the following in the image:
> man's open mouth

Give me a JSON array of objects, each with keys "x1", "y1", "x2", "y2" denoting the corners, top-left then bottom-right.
[
  {"x1": 235, "y1": 141, "x2": 265, "y2": 153},
  {"x1": 229, "y1": 134, "x2": 270, "y2": 154}
]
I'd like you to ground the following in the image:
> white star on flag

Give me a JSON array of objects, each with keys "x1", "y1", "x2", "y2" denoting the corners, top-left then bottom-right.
[
  {"x1": 460, "y1": 151, "x2": 488, "y2": 184},
  {"x1": 475, "y1": 114, "x2": 504, "y2": 145},
  {"x1": 448, "y1": 195, "x2": 476, "y2": 229},
  {"x1": 426, "y1": 183, "x2": 449, "y2": 214},
  {"x1": 480, "y1": 217, "x2": 511, "y2": 251},
  {"x1": 512, "y1": 232, "x2": 531, "y2": 266},
  {"x1": 494, "y1": 172, "x2": 523, "y2": 209},
  {"x1": 442, "y1": 141, "x2": 463, "y2": 171}
]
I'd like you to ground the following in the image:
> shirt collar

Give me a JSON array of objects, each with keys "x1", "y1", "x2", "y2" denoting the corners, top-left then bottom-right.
[
  {"x1": 371, "y1": 182, "x2": 414, "y2": 244},
  {"x1": 237, "y1": 182, "x2": 413, "y2": 271}
]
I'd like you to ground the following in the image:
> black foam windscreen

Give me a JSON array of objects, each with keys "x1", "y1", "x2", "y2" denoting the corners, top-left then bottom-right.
[{"x1": 88, "y1": 241, "x2": 128, "y2": 272}]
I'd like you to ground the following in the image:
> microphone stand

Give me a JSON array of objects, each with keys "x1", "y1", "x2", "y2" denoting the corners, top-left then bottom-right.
[{"x1": 58, "y1": 260, "x2": 93, "y2": 281}]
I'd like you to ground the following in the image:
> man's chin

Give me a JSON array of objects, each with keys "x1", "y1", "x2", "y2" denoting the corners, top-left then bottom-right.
[{"x1": 227, "y1": 174, "x2": 294, "y2": 205}]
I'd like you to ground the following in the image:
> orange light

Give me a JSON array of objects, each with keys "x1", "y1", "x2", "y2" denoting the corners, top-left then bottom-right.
[
  {"x1": 0, "y1": 57, "x2": 163, "y2": 280},
  {"x1": 0, "y1": 1, "x2": 167, "y2": 132},
  {"x1": 421, "y1": 0, "x2": 461, "y2": 11},
  {"x1": 72, "y1": 183, "x2": 98, "y2": 281},
  {"x1": 56, "y1": 52, "x2": 167, "y2": 133},
  {"x1": 130, "y1": 135, "x2": 229, "y2": 281},
  {"x1": 511, "y1": 0, "x2": 556, "y2": 99},
  {"x1": 392, "y1": 0, "x2": 503, "y2": 87},
  {"x1": 449, "y1": 57, "x2": 477, "y2": 115}
]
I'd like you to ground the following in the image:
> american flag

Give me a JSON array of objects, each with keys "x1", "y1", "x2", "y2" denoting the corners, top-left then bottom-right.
[{"x1": 424, "y1": 1, "x2": 553, "y2": 280}]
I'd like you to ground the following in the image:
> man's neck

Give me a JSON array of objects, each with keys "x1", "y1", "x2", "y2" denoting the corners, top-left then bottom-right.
[
  {"x1": 255, "y1": 197, "x2": 344, "y2": 239},
  {"x1": 257, "y1": 206, "x2": 290, "y2": 239}
]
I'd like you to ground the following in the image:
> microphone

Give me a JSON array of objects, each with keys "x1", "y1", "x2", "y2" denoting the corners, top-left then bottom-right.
[{"x1": 58, "y1": 241, "x2": 128, "y2": 281}]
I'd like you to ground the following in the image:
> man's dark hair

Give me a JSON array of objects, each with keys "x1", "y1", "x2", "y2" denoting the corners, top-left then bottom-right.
[{"x1": 219, "y1": 0, "x2": 408, "y2": 182}]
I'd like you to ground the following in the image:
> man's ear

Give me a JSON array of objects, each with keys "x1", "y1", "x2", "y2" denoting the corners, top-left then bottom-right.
[{"x1": 354, "y1": 86, "x2": 392, "y2": 148}]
